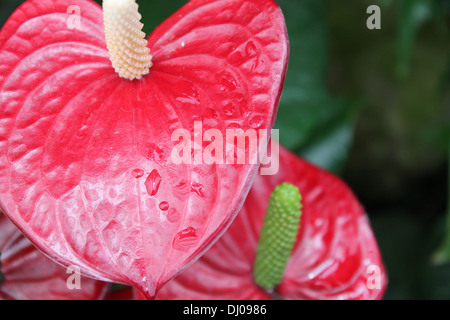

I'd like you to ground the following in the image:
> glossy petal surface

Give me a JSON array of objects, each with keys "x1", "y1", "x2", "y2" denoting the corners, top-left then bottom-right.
[
  {"x1": 157, "y1": 145, "x2": 387, "y2": 300},
  {"x1": 0, "y1": 0, "x2": 288, "y2": 297},
  {"x1": 0, "y1": 212, "x2": 108, "y2": 300}
]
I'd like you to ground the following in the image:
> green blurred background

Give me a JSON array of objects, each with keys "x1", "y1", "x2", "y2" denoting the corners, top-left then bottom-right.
[{"x1": 1, "y1": 0, "x2": 449, "y2": 299}]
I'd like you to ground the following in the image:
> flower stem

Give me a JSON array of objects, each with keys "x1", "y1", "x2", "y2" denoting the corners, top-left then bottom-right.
[{"x1": 253, "y1": 183, "x2": 302, "y2": 290}]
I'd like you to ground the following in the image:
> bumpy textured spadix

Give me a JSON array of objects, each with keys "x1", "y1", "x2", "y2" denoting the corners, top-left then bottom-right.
[
  {"x1": 0, "y1": 0, "x2": 288, "y2": 299},
  {"x1": 103, "y1": 0, "x2": 152, "y2": 80},
  {"x1": 253, "y1": 183, "x2": 302, "y2": 290}
]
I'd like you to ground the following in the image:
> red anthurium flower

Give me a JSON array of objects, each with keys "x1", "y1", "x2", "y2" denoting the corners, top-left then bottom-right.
[
  {"x1": 155, "y1": 145, "x2": 387, "y2": 300},
  {"x1": 0, "y1": 212, "x2": 108, "y2": 300},
  {"x1": 0, "y1": 0, "x2": 288, "y2": 298}
]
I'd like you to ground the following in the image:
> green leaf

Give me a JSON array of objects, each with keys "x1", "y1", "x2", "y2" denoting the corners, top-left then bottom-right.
[
  {"x1": 93, "y1": 0, "x2": 186, "y2": 35},
  {"x1": 275, "y1": 0, "x2": 359, "y2": 173},
  {"x1": 298, "y1": 98, "x2": 361, "y2": 174},
  {"x1": 136, "y1": 0, "x2": 187, "y2": 35},
  {"x1": 432, "y1": 138, "x2": 450, "y2": 265},
  {"x1": 396, "y1": 0, "x2": 434, "y2": 78},
  {"x1": 0, "y1": 0, "x2": 21, "y2": 27},
  {"x1": 275, "y1": 0, "x2": 328, "y2": 151}
]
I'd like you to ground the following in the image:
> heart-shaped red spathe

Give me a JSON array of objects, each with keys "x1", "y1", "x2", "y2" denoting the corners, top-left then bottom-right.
[
  {"x1": 0, "y1": 0, "x2": 289, "y2": 298},
  {"x1": 156, "y1": 145, "x2": 387, "y2": 300},
  {"x1": 0, "y1": 212, "x2": 109, "y2": 300}
]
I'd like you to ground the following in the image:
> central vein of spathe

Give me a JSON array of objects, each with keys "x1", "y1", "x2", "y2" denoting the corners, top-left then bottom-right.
[{"x1": 102, "y1": 0, "x2": 153, "y2": 80}]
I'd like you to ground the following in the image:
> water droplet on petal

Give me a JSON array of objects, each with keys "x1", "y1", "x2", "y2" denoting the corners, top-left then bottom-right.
[
  {"x1": 147, "y1": 143, "x2": 165, "y2": 161},
  {"x1": 219, "y1": 72, "x2": 238, "y2": 92},
  {"x1": 202, "y1": 108, "x2": 220, "y2": 127},
  {"x1": 173, "y1": 180, "x2": 189, "y2": 199},
  {"x1": 231, "y1": 93, "x2": 252, "y2": 117},
  {"x1": 251, "y1": 56, "x2": 270, "y2": 74},
  {"x1": 190, "y1": 182, "x2": 205, "y2": 197},
  {"x1": 175, "y1": 180, "x2": 188, "y2": 190},
  {"x1": 176, "y1": 87, "x2": 200, "y2": 105},
  {"x1": 132, "y1": 169, "x2": 145, "y2": 178},
  {"x1": 249, "y1": 115, "x2": 264, "y2": 129},
  {"x1": 145, "y1": 169, "x2": 162, "y2": 196},
  {"x1": 223, "y1": 102, "x2": 236, "y2": 116},
  {"x1": 240, "y1": 103, "x2": 252, "y2": 117},
  {"x1": 159, "y1": 201, "x2": 169, "y2": 211},
  {"x1": 226, "y1": 122, "x2": 242, "y2": 130},
  {"x1": 245, "y1": 40, "x2": 258, "y2": 57},
  {"x1": 173, "y1": 227, "x2": 198, "y2": 250}
]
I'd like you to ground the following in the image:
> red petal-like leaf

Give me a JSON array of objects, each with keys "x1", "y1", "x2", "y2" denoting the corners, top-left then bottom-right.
[
  {"x1": 156, "y1": 145, "x2": 387, "y2": 300},
  {"x1": 0, "y1": 0, "x2": 288, "y2": 298},
  {"x1": 0, "y1": 212, "x2": 108, "y2": 300}
]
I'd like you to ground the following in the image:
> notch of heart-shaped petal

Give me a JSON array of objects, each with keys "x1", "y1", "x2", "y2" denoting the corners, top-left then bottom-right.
[{"x1": 0, "y1": 0, "x2": 288, "y2": 298}]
